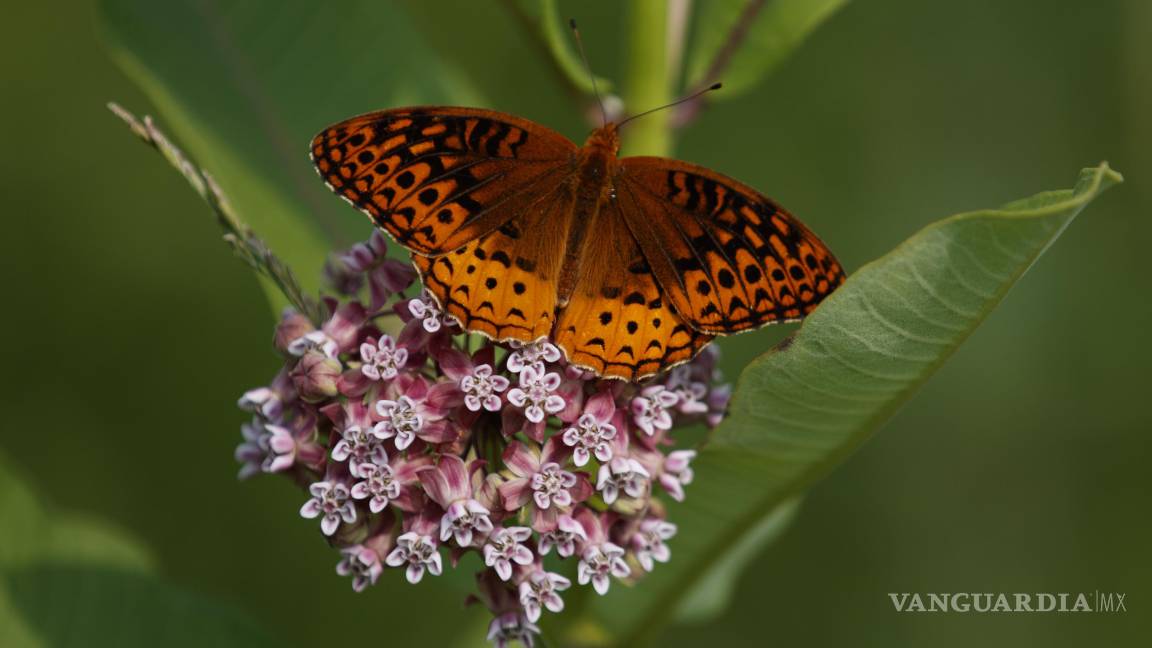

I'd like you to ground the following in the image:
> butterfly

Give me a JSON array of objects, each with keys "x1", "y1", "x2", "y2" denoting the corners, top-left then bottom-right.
[{"x1": 310, "y1": 107, "x2": 844, "y2": 381}]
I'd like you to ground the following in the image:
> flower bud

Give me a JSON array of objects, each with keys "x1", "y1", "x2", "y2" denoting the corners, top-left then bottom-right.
[
  {"x1": 291, "y1": 350, "x2": 341, "y2": 402},
  {"x1": 273, "y1": 309, "x2": 315, "y2": 355}
]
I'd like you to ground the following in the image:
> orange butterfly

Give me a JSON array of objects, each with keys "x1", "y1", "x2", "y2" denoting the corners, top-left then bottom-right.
[{"x1": 310, "y1": 107, "x2": 844, "y2": 381}]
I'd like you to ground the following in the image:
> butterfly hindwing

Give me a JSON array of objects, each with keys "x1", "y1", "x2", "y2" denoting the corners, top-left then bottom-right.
[
  {"x1": 311, "y1": 107, "x2": 577, "y2": 255},
  {"x1": 616, "y1": 158, "x2": 845, "y2": 333},
  {"x1": 413, "y1": 186, "x2": 574, "y2": 343},
  {"x1": 554, "y1": 198, "x2": 714, "y2": 381}
]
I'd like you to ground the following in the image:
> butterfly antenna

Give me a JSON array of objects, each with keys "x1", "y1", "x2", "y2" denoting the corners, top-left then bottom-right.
[
  {"x1": 617, "y1": 82, "x2": 723, "y2": 129},
  {"x1": 569, "y1": 18, "x2": 608, "y2": 126}
]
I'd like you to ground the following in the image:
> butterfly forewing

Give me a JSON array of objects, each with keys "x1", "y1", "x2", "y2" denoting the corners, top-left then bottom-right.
[
  {"x1": 616, "y1": 158, "x2": 845, "y2": 333},
  {"x1": 311, "y1": 107, "x2": 577, "y2": 255}
]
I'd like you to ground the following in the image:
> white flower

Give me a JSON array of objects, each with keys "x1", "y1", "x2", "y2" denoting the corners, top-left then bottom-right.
[
  {"x1": 577, "y1": 542, "x2": 630, "y2": 595},
  {"x1": 385, "y1": 532, "x2": 442, "y2": 584},
  {"x1": 299, "y1": 480, "x2": 356, "y2": 536},
  {"x1": 666, "y1": 366, "x2": 710, "y2": 415},
  {"x1": 631, "y1": 518, "x2": 677, "y2": 572},
  {"x1": 561, "y1": 413, "x2": 617, "y2": 466},
  {"x1": 359, "y1": 335, "x2": 408, "y2": 381},
  {"x1": 331, "y1": 424, "x2": 388, "y2": 477},
  {"x1": 408, "y1": 293, "x2": 455, "y2": 332},
  {"x1": 486, "y1": 612, "x2": 540, "y2": 648},
  {"x1": 350, "y1": 463, "x2": 400, "y2": 513},
  {"x1": 506, "y1": 363, "x2": 565, "y2": 423},
  {"x1": 235, "y1": 417, "x2": 295, "y2": 478},
  {"x1": 506, "y1": 339, "x2": 561, "y2": 373},
  {"x1": 538, "y1": 515, "x2": 587, "y2": 558},
  {"x1": 236, "y1": 387, "x2": 282, "y2": 420},
  {"x1": 531, "y1": 463, "x2": 578, "y2": 509},
  {"x1": 460, "y1": 364, "x2": 511, "y2": 412},
  {"x1": 659, "y1": 450, "x2": 696, "y2": 502},
  {"x1": 440, "y1": 499, "x2": 494, "y2": 547},
  {"x1": 335, "y1": 545, "x2": 382, "y2": 592},
  {"x1": 482, "y1": 526, "x2": 534, "y2": 581},
  {"x1": 630, "y1": 385, "x2": 680, "y2": 436},
  {"x1": 519, "y1": 570, "x2": 571, "y2": 622},
  {"x1": 596, "y1": 457, "x2": 650, "y2": 505},
  {"x1": 373, "y1": 396, "x2": 423, "y2": 450},
  {"x1": 286, "y1": 330, "x2": 338, "y2": 358}
]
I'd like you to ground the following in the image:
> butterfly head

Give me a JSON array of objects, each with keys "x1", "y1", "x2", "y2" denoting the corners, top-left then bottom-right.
[{"x1": 583, "y1": 123, "x2": 620, "y2": 158}]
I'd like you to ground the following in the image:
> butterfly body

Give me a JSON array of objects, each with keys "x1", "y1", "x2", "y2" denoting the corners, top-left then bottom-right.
[
  {"x1": 557, "y1": 124, "x2": 619, "y2": 305},
  {"x1": 312, "y1": 107, "x2": 844, "y2": 381}
]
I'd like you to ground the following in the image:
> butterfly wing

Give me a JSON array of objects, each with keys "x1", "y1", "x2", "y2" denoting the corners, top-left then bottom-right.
[
  {"x1": 311, "y1": 107, "x2": 577, "y2": 255},
  {"x1": 412, "y1": 185, "x2": 574, "y2": 343},
  {"x1": 615, "y1": 157, "x2": 845, "y2": 333},
  {"x1": 553, "y1": 196, "x2": 714, "y2": 381}
]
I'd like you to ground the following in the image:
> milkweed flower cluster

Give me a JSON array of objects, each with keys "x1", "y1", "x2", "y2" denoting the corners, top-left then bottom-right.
[{"x1": 235, "y1": 230, "x2": 731, "y2": 645}]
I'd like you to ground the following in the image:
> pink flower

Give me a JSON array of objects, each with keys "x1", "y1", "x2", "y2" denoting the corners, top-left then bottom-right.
[
  {"x1": 518, "y1": 569, "x2": 571, "y2": 622},
  {"x1": 236, "y1": 369, "x2": 293, "y2": 420},
  {"x1": 408, "y1": 292, "x2": 456, "y2": 333},
  {"x1": 359, "y1": 335, "x2": 408, "y2": 381},
  {"x1": 560, "y1": 390, "x2": 618, "y2": 466},
  {"x1": 506, "y1": 339, "x2": 561, "y2": 374},
  {"x1": 666, "y1": 366, "x2": 710, "y2": 415},
  {"x1": 507, "y1": 363, "x2": 565, "y2": 424},
  {"x1": 300, "y1": 480, "x2": 356, "y2": 536},
  {"x1": 328, "y1": 401, "x2": 388, "y2": 477},
  {"x1": 630, "y1": 384, "x2": 680, "y2": 436},
  {"x1": 537, "y1": 514, "x2": 587, "y2": 558},
  {"x1": 336, "y1": 545, "x2": 383, "y2": 592},
  {"x1": 436, "y1": 345, "x2": 511, "y2": 413},
  {"x1": 331, "y1": 231, "x2": 417, "y2": 308},
  {"x1": 596, "y1": 457, "x2": 650, "y2": 505},
  {"x1": 373, "y1": 374, "x2": 462, "y2": 450},
  {"x1": 418, "y1": 455, "x2": 493, "y2": 547},
  {"x1": 350, "y1": 462, "x2": 400, "y2": 513},
  {"x1": 286, "y1": 300, "x2": 367, "y2": 357},
  {"x1": 498, "y1": 440, "x2": 590, "y2": 531},
  {"x1": 571, "y1": 508, "x2": 630, "y2": 594},
  {"x1": 486, "y1": 612, "x2": 540, "y2": 648},
  {"x1": 482, "y1": 526, "x2": 534, "y2": 581},
  {"x1": 659, "y1": 450, "x2": 696, "y2": 502},
  {"x1": 235, "y1": 408, "x2": 323, "y2": 478},
  {"x1": 385, "y1": 531, "x2": 443, "y2": 584},
  {"x1": 577, "y1": 542, "x2": 629, "y2": 595},
  {"x1": 631, "y1": 518, "x2": 676, "y2": 572},
  {"x1": 706, "y1": 383, "x2": 732, "y2": 428},
  {"x1": 234, "y1": 418, "x2": 295, "y2": 479},
  {"x1": 356, "y1": 453, "x2": 433, "y2": 513},
  {"x1": 273, "y1": 309, "x2": 317, "y2": 355}
]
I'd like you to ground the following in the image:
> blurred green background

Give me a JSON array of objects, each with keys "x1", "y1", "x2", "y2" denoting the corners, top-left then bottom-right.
[{"x1": 1, "y1": 0, "x2": 1148, "y2": 646}]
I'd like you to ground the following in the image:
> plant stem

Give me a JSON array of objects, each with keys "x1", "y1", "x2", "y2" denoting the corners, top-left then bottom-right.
[{"x1": 621, "y1": 0, "x2": 672, "y2": 157}]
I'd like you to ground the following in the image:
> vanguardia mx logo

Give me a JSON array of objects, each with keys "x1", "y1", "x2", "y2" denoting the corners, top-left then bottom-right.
[{"x1": 888, "y1": 591, "x2": 1127, "y2": 613}]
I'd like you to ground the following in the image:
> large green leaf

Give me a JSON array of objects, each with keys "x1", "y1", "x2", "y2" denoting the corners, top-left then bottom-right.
[
  {"x1": 0, "y1": 454, "x2": 280, "y2": 647},
  {"x1": 586, "y1": 164, "x2": 1121, "y2": 645},
  {"x1": 0, "y1": 454, "x2": 154, "y2": 573},
  {"x1": 99, "y1": 0, "x2": 485, "y2": 300},
  {"x1": 6, "y1": 566, "x2": 280, "y2": 648},
  {"x1": 685, "y1": 0, "x2": 851, "y2": 98}
]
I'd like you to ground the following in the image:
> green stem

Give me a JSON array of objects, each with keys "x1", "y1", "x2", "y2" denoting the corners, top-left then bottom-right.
[{"x1": 621, "y1": 0, "x2": 672, "y2": 157}]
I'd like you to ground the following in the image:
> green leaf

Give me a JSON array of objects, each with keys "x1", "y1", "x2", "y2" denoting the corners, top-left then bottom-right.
[
  {"x1": 0, "y1": 453, "x2": 279, "y2": 647},
  {"x1": 685, "y1": 0, "x2": 851, "y2": 98},
  {"x1": 672, "y1": 497, "x2": 801, "y2": 623},
  {"x1": 99, "y1": 0, "x2": 485, "y2": 305},
  {"x1": 586, "y1": 164, "x2": 1121, "y2": 645},
  {"x1": 5, "y1": 566, "x2": 280, "y2": 648},
  {"x1": 0, "y1": 454, "x2": 153, "y2": 573}
]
